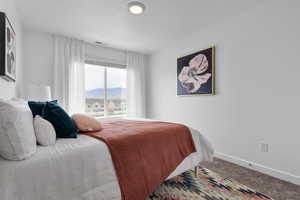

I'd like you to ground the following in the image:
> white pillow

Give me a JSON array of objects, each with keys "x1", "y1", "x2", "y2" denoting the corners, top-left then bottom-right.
[
  {"x1": 0, "y1": 100, "x2": 37, "y2": 160},
  {"x1": 33, "y1": 115, "x2": 56, "y2": 146}
]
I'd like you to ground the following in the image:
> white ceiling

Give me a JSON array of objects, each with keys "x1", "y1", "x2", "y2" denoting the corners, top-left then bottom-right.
[{"x1": 15, "y1": 0, "x2": 264, "y2": 53}]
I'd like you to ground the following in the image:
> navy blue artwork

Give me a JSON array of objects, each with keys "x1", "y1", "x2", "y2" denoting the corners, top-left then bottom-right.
[{"x1": 177, "y1": 47, "x2": 215, "y2": 95}]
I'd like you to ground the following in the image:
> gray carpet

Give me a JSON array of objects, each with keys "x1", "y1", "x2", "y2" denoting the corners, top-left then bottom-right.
[{"x1": 201, "y1": 158, "x2": 300, "y2": 200}]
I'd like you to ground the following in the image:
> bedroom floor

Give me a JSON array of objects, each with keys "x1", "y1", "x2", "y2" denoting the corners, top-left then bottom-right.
[{"x1": 201, "y1": 158, "x2": 300, "y2": 200}]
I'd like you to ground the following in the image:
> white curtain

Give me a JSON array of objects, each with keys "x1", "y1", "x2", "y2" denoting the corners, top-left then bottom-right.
[
  {"x1": 126, "y1": 51, "x2": 146, "y2": 118},
  {"x1": 53, "y1": 35, "x2": 86, "y2": 114}
]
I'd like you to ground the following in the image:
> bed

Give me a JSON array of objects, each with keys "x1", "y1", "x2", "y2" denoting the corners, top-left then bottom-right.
[{"x1": 0, "y1": 119, "x2": 213, "y2": 200}]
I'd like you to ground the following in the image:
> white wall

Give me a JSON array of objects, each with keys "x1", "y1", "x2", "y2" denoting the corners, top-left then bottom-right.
[
  {"x1": 22, "y1": 31, "x2": 128, "y2": 99},
  {"x1": 146, "y1": 0, "x2": 300, "y2": 184},
  {"x1": 0, "y1": 0, "x2": 23, "y2": 99},
  {"x1": 22, "y1": 31, "x2": 54, "y2": 98}
]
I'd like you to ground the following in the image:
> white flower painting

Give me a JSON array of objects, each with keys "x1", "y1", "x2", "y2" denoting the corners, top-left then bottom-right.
[
  {"x1": 177, "y1": 47, "x2": 215, "y2": 95},
  {"x1": 0, "y1": 12, "x2": 16, "y2": 82},
  {"x1": 5, "y1": 21, "x2": 16, "y2": 81}
]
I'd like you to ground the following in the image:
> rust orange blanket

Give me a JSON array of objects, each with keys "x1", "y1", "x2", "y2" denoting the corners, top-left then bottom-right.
[{"x1": 85, "y1": 119, "x2": 196, "y2": 200}]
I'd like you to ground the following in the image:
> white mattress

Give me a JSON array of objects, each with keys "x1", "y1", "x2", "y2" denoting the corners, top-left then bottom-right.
[{"x1": 0, "y1": 119, "x2": 213, "y2": 200}]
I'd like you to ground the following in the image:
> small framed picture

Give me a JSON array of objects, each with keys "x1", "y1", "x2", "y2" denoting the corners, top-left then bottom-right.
[
  {"x1": 177, "y1": 46, "x2": 215, "y2": 96},
  {"x1": 0, "y1": 12, "x2": 16, "y2": 81}
]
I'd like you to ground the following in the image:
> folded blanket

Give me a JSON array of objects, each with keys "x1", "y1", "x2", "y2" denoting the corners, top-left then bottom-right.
[{"x1": 85, "y1": 119, "x2": 196, "y2": 200}]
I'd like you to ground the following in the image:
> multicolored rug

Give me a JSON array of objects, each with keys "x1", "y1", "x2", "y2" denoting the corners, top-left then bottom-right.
[{"x1": 148, "y1": 166, "x2": 273, "y2": 200}]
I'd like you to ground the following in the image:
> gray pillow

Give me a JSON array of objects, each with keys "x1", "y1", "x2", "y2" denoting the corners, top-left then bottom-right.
[
  {"x1": 0, "y1": 100, "x2": 37, "y2": 160},
  {"x1": 33, "y1": 115, "x2": 56, "y2": 146}
]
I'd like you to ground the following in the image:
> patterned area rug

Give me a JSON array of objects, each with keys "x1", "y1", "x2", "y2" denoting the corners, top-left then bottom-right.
[{"x1": 148, "y1": 166, "x2": 273, "y2": 200}]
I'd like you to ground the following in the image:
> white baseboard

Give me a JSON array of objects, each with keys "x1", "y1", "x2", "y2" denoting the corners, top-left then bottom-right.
[{"x1": 215, "y1": 152, "x2": 300, "y2": 186}]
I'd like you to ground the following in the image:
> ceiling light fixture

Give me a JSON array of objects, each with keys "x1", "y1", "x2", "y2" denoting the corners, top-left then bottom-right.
[{"x1": 128, "y1": 1, "x2": 146, "y2": 15}]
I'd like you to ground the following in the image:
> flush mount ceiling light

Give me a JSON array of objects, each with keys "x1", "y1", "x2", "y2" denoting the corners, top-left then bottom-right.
[{"x1": 128, "y1": 1, "x2": 146, "y2": 15}]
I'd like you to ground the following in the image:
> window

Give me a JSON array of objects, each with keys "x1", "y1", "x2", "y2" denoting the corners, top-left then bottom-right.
[{"x1": 85, "y1": 64, "x2": 127, "y2": 117}]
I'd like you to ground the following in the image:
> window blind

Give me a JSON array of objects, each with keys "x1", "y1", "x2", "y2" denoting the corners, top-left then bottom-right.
[{"x1": 85, "y1": 43, "x2": 126, "y2": 69}]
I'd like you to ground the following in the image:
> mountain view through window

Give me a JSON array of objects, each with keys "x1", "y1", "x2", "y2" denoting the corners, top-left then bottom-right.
[{"x1": 85, "y1": 64, "x2": 127, "y2": 117}]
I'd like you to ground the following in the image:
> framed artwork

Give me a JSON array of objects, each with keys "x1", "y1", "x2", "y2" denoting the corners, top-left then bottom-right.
[
  {"x1": 177, "y1": 46, "x2": 215, "y2": 96},
  {"x1": 0, "y1": 12, "x2": 16, "y2": 81}
]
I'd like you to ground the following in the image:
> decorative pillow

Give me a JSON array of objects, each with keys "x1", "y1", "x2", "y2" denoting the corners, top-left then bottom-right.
[
  {"x1": 28, "y1": 100, "x2": 58, "y2": 117},
  {"x1": 33, "y1": 115, "x2": 56, "y2": 146},
  {"x1": 0, "y1": 100, "x2": 37, "y2": 160},
  {"x1": 72, "y1": 114, "x2": 102, "y2": 132},
  {"x1": 28, "y1": 101, "x2": 78, "y2": 138}
]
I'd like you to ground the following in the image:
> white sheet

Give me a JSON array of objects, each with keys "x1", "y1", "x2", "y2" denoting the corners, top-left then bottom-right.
[{"x1": 0, "y1": 120, "x2": 213, "y2": 200}]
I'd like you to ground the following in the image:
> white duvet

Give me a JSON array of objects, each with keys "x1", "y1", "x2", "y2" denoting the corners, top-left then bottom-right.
[{"x1": 0, "y1": 119, "x2": 213, "y2": 200}]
